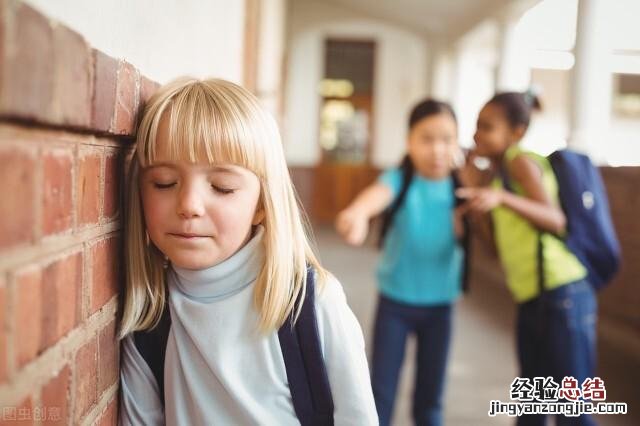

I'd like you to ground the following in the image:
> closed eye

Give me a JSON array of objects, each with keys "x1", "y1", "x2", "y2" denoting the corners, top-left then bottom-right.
[
  {"x1": 212, "y1": 185, "x2": 235, "y2": 194},
  {"x1": 153, "y1": 182, "x2": 176, "y2": 189}
]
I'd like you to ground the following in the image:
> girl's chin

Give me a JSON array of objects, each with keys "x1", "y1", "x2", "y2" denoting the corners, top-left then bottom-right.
[
  {"x1": 417, "y1": 167, "x2": 451, "y2": 179},
  {"x1": 168, "y1": 252, "x2": 226, "y2": 270}
]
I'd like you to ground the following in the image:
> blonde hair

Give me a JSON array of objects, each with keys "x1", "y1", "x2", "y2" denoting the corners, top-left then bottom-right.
[{"x1": 119, "y1": 77, "x2": 328, "y2": 339}]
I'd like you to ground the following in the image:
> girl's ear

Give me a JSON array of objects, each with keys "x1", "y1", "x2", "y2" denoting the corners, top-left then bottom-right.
[
  {"x1": 252, "y1": 206, "x2": 265, "y2": 225},
  {"x1": 511, "y1": 125, "x2": 527, "y2": 142}
]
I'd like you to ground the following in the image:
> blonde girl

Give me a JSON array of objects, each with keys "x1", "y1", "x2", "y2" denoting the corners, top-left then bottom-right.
[{"x1": 118, "y1": 78, "x2": 377, "y2": 425}]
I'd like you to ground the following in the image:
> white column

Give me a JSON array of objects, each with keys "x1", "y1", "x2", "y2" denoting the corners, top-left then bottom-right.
[
  {"x1": 256, "y1": 0, "x2": 287, "y2": 122},
  {"x1": 494, "y1": 8, "x2": 531, "y2": 92},
  {"x1": 449, "y1": 47, "x2": 464, "y2": 115},
  {"x1": 569, "y1": 0, "x2": 612, "y2": 160}
]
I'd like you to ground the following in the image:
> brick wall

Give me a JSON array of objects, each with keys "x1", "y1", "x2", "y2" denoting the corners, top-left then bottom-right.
[{"x1": 0, "y1": 2, "x2": 158, "y2": 424}]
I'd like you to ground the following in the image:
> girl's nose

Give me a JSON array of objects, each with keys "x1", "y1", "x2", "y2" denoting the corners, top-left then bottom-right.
[
  {"x1": 433, "y1": 141, "x2": 447, "y2": 155},
  {"x1": 177, "y1": 184, "x2": 205, "y2": 219},
  {"x1": 431, "y1": 141, "x2": 448, "y2": 160}
]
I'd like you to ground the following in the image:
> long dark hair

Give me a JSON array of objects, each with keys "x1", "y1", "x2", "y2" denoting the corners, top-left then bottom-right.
[{"x1": 378, "y1": 99, "x2": 457, "y2": 248}]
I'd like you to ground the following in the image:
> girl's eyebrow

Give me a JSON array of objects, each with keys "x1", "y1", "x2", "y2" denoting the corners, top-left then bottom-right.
[{"x1": 209, "y1": 165, "x2": 240, "y2": 174}]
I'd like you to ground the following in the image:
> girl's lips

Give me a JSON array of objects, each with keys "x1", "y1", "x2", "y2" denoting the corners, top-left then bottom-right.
[{"x1": 169, "y1": 233, "x2": 210, "y2": 239}]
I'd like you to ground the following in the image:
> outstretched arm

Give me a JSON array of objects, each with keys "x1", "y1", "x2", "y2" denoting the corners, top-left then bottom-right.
[{"x1": 335, "y1": 182, "x2": 393, "y2": 246}]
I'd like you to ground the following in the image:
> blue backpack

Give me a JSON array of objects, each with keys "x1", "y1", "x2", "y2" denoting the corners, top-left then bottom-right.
[
  {"x1": 546, "y1": 149, "x2": 621, "y2": 290},
  {"x1": 501, "y1": 149, "x2": 621, "y2": 291}
]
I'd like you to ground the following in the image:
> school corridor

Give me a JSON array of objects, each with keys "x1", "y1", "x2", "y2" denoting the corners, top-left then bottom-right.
[
  {"x1": 312, "y1": 226, "x2": 640, "y2": 426},
  {"x1": 1, "y1": 0, "x2": 639, "y2": 424}
]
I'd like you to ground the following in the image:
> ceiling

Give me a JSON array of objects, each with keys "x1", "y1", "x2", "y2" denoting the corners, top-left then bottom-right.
[{"x1": 320, "y1": 0, "x2": 529, "y2": 40}]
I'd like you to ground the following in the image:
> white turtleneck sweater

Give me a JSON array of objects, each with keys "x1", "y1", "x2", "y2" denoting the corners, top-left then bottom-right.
[{"x1": 119, "y1": 226, "x2": 378, "y2": 426}]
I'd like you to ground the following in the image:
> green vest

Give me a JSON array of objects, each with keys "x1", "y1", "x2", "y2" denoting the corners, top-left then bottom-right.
[{"x1": 491, "y1": 146, "x2": 587, "y2": 303}]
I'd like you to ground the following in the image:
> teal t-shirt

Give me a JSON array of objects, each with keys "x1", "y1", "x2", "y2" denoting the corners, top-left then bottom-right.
[{"x1": 376, "y1": 168, "x2": 463, "y2": 306}]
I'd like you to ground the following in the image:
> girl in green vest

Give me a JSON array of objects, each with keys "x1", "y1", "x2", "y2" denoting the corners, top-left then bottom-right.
[{"x1": 458, "y1": 92, "x2": 597, "y2": 426}]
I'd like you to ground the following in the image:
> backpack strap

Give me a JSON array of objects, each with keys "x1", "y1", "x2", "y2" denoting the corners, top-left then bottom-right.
[
  {"x1": 278, "y1": 268, "x2": 335, "y2": 426},
  {"x1": 133, "y1": 299, "x2": 172, "y2": 407},
  {"x1": 378, "y1": 155, "x2": 414, "y2": 248},
  {"x1": 452, "y1": 171, "x2": 471, "y2": 293},
  {"x1": 499, "y1": 157, "x2": 546, "y2": 296}
]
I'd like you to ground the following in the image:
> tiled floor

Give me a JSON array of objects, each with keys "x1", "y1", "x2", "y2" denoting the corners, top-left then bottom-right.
[{"x1": 313, "y1": 226, "x2": 638, "y2": 426}]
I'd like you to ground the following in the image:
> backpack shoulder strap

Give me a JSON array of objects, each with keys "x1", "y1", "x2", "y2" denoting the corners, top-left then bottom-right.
[
  {"x1": 497, "y1": 151, "x2": 547, "y2": 295},
  {"x1": 378, "y1": 156, "x2": 414, "y2": 248},
  {"x1": 278, "y1": 267, "x2": 335, "y2": 426},
  {"x1": 500, "y1": 147, "x2": 549, "y2": 194},
  {"x1": 133, "y1": 300, "x2": 171, "y2": 407},
  {"x1": 452, "y1": 171, "x2": 471, "y2": 293}
]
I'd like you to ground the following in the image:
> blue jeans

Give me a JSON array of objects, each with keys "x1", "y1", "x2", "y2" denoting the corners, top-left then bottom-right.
[
  {"x1": 516, "y1": 279, "x2": 598, "y2": 426},
  {"x1": 371, "y1": 295, "x2": 453, "y2": 426}
]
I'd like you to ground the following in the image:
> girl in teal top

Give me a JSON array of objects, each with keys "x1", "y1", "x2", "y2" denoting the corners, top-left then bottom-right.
[
  {"x1": 376, "y1": 167, "x2": 463, "y2": 306},
  {"x1": 458, "y1": 92, "x2": 597, "y2": 426},
  {"x1": 336, "y1": 99, "x2": 465, "y2": 426}
]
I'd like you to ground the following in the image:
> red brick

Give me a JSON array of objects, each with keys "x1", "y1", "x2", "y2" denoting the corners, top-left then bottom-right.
[
  {"x1": 90, "y1": 237, "x2": 119, "y2": 314},
  {"x1": 0, "y1": 3, "x2": 54, "y2": 122},
  {"x1": 112, "y1": 61, "x2": 139, "y2": 135},
  {"x1": 77, "y1": 149, "x2": 102, "y2": 226},
  {"x1": 96, "y1": 397, "x2": 117, "y2": 426},
  {"x1": 41, "y1": 365, "x2": 70, "y2": 425},
  {"x1": 74, "y1": 338, "x2": 97, "y2": 420},
  {"x1": 0, "y1": 145, "x2": 36, "y2": 249},
  {"x1": 0, "y1": 280, "x2": 6, "y2": 383},
  {"x1": 98, "y1": 319, "x2": 118, "y2": 394},
  {"x1": 91, "y1": 50, "x2": 118, "y2": 132},
  {"x1": 41, "y1": 253, "x2": 82, "y2": 351},
  {"x1": 0, "y1": 396, "x2": 34, "y2": 425},
  {"x1": 103, "y1": 151, "x2": 121, "y2": 219},
  {"x1": 42, "y1": 148, "x2": 73, "y2": 235},
  {"x1": 15, "y1": 267, "x2": 42, "y2": 368},
  {"x1": 53, "y1": 25, "x2": 91, "y2": 128}
]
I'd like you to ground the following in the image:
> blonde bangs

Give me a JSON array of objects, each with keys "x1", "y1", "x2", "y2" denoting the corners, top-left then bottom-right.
[{"x1": 137, "y1": 79, "x2": 266, "y2": 177}]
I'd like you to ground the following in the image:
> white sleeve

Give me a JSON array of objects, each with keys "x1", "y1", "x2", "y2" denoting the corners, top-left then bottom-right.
[
  {"x1": 118, "y1": 335, "x2": 165, "y2": 426},
  {"x1": 315, "y1": 275, "x2": 379, "y2": 426}
]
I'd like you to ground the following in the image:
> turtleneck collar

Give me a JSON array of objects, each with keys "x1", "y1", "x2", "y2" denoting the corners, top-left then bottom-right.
[{"x1": 169, "y1": 225, "x2": 265, "y2": 302}]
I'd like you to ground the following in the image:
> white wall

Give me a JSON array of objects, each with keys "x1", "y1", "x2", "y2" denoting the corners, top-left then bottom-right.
[
  {"x1": 24, "y1": 0, "x2": 246, "y2": 84},
  {"x1": 284, "y1": 0, "x2": 429, "y2": 168}
]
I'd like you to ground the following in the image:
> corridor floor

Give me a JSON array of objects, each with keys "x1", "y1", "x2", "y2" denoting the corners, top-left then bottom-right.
[{"x1": 313, "y1": 226, "x2": 638, "y2": 426}]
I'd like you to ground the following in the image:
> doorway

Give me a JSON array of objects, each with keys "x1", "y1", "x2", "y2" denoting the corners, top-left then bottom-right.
[{"x1": 313, "y1": 39, "x2": 379, "y2": 223}]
